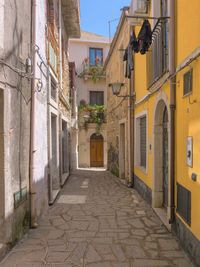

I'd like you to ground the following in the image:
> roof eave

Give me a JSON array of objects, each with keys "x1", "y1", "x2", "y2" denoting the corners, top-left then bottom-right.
[{"x1": 62, "y1": 0, "x2": 81, "y2": 38}]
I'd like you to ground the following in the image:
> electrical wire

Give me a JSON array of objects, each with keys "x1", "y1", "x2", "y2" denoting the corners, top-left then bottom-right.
[{"x1": 107, "y1": 96, "x2": 127, "y2": 115}]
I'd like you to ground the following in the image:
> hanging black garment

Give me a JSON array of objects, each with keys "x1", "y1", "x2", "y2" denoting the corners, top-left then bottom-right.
[
  {"x1": 130, "y1": 29, "x2": 139, "y2": 53},
  {"x1": 123, "y1": 43, "x2": 134, "y2": 79},
  {"x1": 123, "y1": 29, "x2": 138, "y2": 79},
  {"x1": 138, "y1": 20, "x2": 152, "y2": 54}
]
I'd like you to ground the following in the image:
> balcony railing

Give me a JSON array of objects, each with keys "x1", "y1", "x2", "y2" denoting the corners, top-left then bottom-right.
[{"x1": 47, "y1": 26, "x2": 58, "y2": 74}]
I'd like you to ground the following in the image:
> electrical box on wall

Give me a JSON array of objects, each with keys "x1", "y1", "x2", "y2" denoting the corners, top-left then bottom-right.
[
  {"x1": 186, "y1": 137, "x2": 193, "y2": 167},
  {"x1": 149, "y1": 137, "x2": 152, "y2": 153}
]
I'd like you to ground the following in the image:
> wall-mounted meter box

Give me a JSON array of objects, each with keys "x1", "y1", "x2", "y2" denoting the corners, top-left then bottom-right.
[{"x1": 186, "y1": 137, "x2": 193, "y2": 167}]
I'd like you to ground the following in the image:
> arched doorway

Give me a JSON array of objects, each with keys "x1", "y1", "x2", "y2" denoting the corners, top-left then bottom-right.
[
  {"x1": 163, "y1": 106, "x2": 168, "y2": 208},
  {"x1": 90, "y1": 133, "x2": 104, "y2": 167},
  {"x1": 153, "y1": 99, "x2": 169, "y2": 211}
]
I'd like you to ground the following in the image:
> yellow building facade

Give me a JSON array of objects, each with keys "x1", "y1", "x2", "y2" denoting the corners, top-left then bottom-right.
[{"x1": 105, "y1": 0, "x2": 200, "y2": 265}]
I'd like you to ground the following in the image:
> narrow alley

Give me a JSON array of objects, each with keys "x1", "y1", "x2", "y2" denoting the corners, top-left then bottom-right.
[{"x1": 1, "y1": 170, "x2": 193, "y2": 267}]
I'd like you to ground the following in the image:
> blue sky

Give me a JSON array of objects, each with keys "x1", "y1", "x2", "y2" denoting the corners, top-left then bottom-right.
[{"x1": 79, "y1": 0, "x2": 131, "y2": 37}]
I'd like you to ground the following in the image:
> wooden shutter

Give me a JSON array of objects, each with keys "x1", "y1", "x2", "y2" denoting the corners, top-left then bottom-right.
[
  {"x1": 140, "y1": 116, "x2": 146, "y2": 168},
  {"x1": 90, "y1": 91, "x2": 104, "y2": 105},
  {"x1": 96, "y1": 92, "x2": 104, "y2": 105},
  {"x1": 90, "y1": 92, "x2": 96, "y2": 105}
]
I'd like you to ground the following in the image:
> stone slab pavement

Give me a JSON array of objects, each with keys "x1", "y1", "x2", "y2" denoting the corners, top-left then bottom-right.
[{"x1": 0, "y1": 170, "x2": 194, "y2": 267}]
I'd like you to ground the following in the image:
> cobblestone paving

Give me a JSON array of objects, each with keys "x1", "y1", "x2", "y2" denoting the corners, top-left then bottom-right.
[{"x1": 1, "y1": 170, "x2": 193, "y2": 267}]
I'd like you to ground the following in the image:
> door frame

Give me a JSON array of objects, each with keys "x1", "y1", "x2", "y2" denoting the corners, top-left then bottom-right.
[
  {"x1": 152, "y1": 91, "x2": 171, "y2": 229},
  {"x1": 90, "y1": 133, "x2": 104, "y2": 167}
]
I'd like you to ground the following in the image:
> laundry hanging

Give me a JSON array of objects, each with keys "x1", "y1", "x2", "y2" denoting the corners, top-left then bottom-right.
[
  {"x1": 123, "y1": 21, "x2": 152, "y2": 78},
  {"x1": 123, "y1": 29, "x2": 138, "y2": 78},
  {"x1": 123, "y1": 43, "x2": 134, "y2": 79},
  {"x1": 137, "y1": 19, "x2": 152, "y2": 54}
]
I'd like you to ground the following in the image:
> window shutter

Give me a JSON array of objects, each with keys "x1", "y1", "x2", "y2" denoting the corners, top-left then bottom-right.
[
  {"x1": 97, "y1": 92, "x2": 104, "y2": 105},
  {"x1": 140, "y1": 116, "x2": 146, "y2": 168},
  {"x1": 183, "y1": 69, "x2": 193, "y2": 96},
  {"x1": 90, "y1": 92, "x2": 104, "y2": 106}
]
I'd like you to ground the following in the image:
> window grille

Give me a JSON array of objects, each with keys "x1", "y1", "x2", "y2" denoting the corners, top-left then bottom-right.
[
  {"x1": 177, "y1": 183, "x2": 191, "y2": 226},
  {"x1": 140, "y1": 116, "x2": 146, "y2": 168}
]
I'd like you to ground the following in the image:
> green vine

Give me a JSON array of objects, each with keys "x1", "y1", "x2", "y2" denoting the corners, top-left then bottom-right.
[{"x1": 79, "y1": 104, "x2": 106, "y2": 131}]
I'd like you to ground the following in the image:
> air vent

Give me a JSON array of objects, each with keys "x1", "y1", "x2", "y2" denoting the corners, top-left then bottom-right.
[{"x1": 177, "y1": 183, "x2": 191, "y2": 226}]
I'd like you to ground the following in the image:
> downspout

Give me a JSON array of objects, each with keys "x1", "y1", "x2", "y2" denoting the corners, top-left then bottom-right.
[
  {"x1": 169, "y1": 0, "x2": 175, "y2": 224},
  {"x1": 128, "y1": 24, "x2": 134, "y2": 186},
  {"x1": 58, "y1": 0, "x2": 62, "y2": 87},
  {"x1": 30, "y1": 0, "x2": 37, "y2": 228},
  {"x1": 131, "y1": 28, "x2": 135, "y2": 187},
  {"x1": 58, "y1": 0, "x2": 62, "y2": 184}
]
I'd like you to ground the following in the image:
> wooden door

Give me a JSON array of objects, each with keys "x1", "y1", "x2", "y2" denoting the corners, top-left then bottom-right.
[{"x1": 90, "y1": 138, "x2": 103, "y2": 167}]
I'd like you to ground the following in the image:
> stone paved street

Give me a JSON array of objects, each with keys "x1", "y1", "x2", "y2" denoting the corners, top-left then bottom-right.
[{"x1": 0, "y1": 170, "x2": 193, "y2": 267}]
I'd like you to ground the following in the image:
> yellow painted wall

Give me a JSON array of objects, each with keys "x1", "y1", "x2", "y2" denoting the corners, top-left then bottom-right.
[
  {"x1": 176, "y1": 0, "x2": 200, "y2": 66},
  {"x1": 175, "y1": 0, "x2": 200, "y2": 241},
  {"x1": 175, "y1": 57, "x2": 200, "y2": 240},
  {"x1": 133, "y1": 0, "x2": 200, "y2": 240}
]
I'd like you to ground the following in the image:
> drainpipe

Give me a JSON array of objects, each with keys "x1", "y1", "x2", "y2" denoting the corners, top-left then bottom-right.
[
  {"x1": 58, "y1": 0, "x2": 62, "y2": 87},
  {"x1": 131, "y1": 30, "x2": 135, "y2": 187},
  {"x1": 58, "y1": 0, "x2": 62, "y2": 184},
  {"x1": 128, "y1": 25, "x2": 134, "y2": 187},
  {"x1": 30, "y1": 0, "x2": 37, "y2": 228},
  {"x1": 169, "y1": 0, "x2": 175, "y2": 224}
]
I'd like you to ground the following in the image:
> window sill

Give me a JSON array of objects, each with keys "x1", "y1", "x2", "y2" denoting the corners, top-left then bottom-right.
[
  {"x1": 147, "y1": 71, "x2": 170, "y2": 92},
  {"x1": 182, "y1": 91, "x2": 192, "y2": 98},
  {"x1": 135, "y1": 165, "x2": 147, "y2": 174}
]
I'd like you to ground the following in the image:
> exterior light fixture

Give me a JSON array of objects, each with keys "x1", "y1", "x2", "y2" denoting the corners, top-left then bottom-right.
[
  {"x1": 109, "y1": 82, "x2": 136, "y2": 99},
  {"x1": 109, "y1": 82, "x2": 124, "y2": 96}
]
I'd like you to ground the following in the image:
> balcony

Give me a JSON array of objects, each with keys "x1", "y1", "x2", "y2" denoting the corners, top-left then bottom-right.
[
  {"x1": 79, "y1": 104, "x2": 106, "y2": 131},
  {"x1": 78, "y1": 57, "x2": 106, "y2": 82},
  {"x1": 47, "y1": 26, "x2": 58, "y2": 75}
]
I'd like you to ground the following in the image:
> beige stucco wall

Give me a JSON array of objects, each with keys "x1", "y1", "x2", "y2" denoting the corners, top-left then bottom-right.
[{"x1": 69, "y1": 32, "x2": 110, "y2": 168}]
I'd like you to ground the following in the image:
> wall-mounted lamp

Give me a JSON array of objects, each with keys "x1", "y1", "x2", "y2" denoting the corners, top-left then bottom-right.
[{"x1": 108, "y1": 82, "x2": 136, "y2": 99}]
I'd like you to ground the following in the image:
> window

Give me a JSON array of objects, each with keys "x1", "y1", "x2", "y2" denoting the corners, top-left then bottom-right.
[
  {"x1": 151, "y1": 0, "x2": 168, "y2": 83},
  {"x1": 51, "y1": 78, "x2": 57, "y2": 100},
  {"x1": 140, "y1": 116, "x2": 146, "y2": 168},
  {"x1": 183, "y1": 68, "x2": 193, "y2": 96},
  {"x1": 90, "y1": 91, "x2": 104, "y2": 106},
  {"x1": 135, "y1": 112, "x2": 147, "y2": 172},
  {"x1": 89, "y1": 48, "x2": 103, "y2": 66}
]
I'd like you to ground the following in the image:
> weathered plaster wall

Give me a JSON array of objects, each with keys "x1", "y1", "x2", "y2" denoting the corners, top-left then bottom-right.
[
  {"x1": 0, "y1": 0, "x2": 32, "y2": 250},
  {"x1": 34, "y1": 0, "x2": 49, "y2": 218}
]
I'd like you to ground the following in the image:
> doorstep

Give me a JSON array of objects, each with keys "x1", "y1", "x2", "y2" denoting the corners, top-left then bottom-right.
[
  {"x1": 153, "y1": 207, "x2": 171, "y2": 231},
  {"x1": 49, "y1": 189, "x2": 60, "y2": 205}
]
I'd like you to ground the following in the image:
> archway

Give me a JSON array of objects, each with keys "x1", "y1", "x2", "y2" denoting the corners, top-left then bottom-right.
[
  {"x1": 90, "y1": 133, "x2": 104, "y2": 167},
  {"x1": 153, "y1": 96, "x2": 170, "y2": 212}
]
